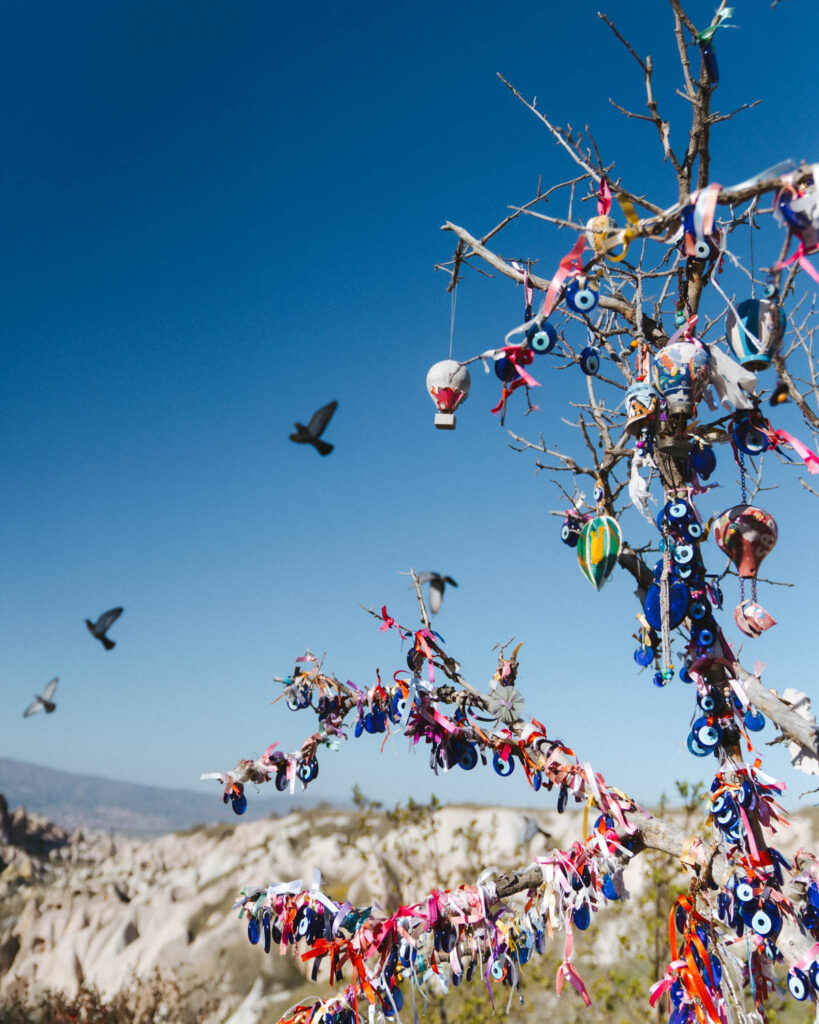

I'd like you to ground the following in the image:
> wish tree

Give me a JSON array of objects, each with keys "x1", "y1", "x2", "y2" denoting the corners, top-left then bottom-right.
[{"x1": 205, "y1": 3, "x2": 819, "y2": 1023}]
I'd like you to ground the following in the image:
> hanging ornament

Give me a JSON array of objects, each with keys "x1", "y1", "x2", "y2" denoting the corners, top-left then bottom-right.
[
  {"x1": 652, "y1": 339, "x2": 712, "y2": 416},
  {"x1": 585, "y1": 214, "x2": 618, "y2": 255},
  {"x1": 565, "y1": 276, "x2": 599, "y2": 314},
  {"x1": 576, "y1": 515, "x2": 622, "y2": 590},
  {"x1": 624, "y1": 382, "x2": 660, "y2": 435},
  {"x1": 690, "y1": 439, "x2": 717, "y2": 479},
  {"x1": 580, "y1": 347, "x2": 600, "y2": 376},
  {"x1": 426, "y1": 360, "x2": 471, "y2": 430},
  {"x1": 735, "y1": 600, "x2": 776, "y2": 638},
  {"x1": 494, "y1": 353, "x2": 517, "y2": 382},
  {"x1": 775, "y1": 166, "x2": 819, "y2": 257},
  {"x1": 732, "y1": 412, "x2": 772, "y2": 456},
  {"x1": 725, "y1": 298, "x2": 786, "y2": 371},
  {"x1": 713, "y1": 505, "x2": 778, "y2": 578},
  {"x1": 526, "y1": 321, "x2": 558, "y2": 355}
]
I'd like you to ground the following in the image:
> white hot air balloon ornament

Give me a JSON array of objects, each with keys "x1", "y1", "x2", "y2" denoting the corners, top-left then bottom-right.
[{"x1": 426, "y1": 359, "x2": 471, "y2": 430}]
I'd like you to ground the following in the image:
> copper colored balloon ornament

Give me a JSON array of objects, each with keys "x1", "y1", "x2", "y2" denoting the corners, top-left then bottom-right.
[
  {"x1": 734, "y1": 600, "x2": 776, "y2": 638},
  {"x1": 713, "y1": 505, "x2": 778, "y2": 579},
  {"x1": 426, "y1": 360, "x2": 471, "y2": 430}
]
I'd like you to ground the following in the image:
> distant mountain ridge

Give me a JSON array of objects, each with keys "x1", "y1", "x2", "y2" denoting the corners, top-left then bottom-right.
[{"x1": 0, "y1": 758, "x2": 323, "y2": 836}]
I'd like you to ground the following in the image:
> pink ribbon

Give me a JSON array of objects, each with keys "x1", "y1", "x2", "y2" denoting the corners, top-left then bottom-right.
[
  {"x1": 597, "y1": 178, "x2": 612, "y2": 218},
  {"x1": 539, "y1": 235, "x2": 587, "y2": 320},
  {"x1": 773, "y1": 429, "x2": 819, "y2": 474},
  {"x1": 775, "y1": 240, "x2": 819, "y2": 284},
  {"x1": 556, "y1": 961, "x2": 592, "y2": 1006}
]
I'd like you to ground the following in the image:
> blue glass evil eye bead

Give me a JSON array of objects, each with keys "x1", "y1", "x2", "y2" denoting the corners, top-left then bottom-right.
[
  {"x1": 528, "y1": 321, "x2": 558, "y2": 354},
  {"x1": 532, "y1": 770, "x2": 542, "y2": 791},
  {"x1": 653, "y1": 672, "x2": 667, "y2": 688},
  {"x1": 565, "y1": 279, "x2": 599, "y2": 314},
  {"x1": 692, "y1": 716, "x2": 721, "y2": 750},
  {"x1": 492, "y1": 752, "x2": 514, "y2": 777},
  {"x1": 580, "y1": 347, "x2": 600, "y2": 376},
  {"x1": 231, "y1": 791, "x2": 248, "y2": 815},
  {"x1": 788, "y1": 969, "x2": 810, "y2": 1002},
  {"x1": 687, "y1": 733, "x2": 711, "y2": 757},
  {"x1": 744, "y1": 708, "x2": 765, "y2": 732},
  {"x1": 364, "y1": 713, "x2": 377, "y2": 735},
  {"x1": 494, "y1": 355, "x2": 517, "y2": 382},
  {"x1": 679, "y1": 665, "x2": 693, "y2": 683},
  {"x1": 634, "y1": 647, "x2": 654, "y2": 667},
  {"x1": 248, "y1": 916, "x2": 261, "y2": 945},
  {"x1": 602, "y1": 875, "x2": 620, "y2": 900},
  {"x1": 573, "y1": 905, "x2": 591, "y2": 930},
  {"x1": 459, "y1": 744, "x2": 479, "y2": 771}
]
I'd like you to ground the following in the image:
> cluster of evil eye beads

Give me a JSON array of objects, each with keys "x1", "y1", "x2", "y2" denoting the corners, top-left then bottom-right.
[{"x1": 687, "y1": 681, "x2": 765, "y2": 758}]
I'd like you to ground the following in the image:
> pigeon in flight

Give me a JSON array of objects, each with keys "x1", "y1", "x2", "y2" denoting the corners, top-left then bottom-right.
[
  {"x1": 85, "y1": 607, "x2": 123, "y2": 650},
  {"x1": 23, "y1": 677, "x2": 59, "y2": 718},
  {"x1": 289, "y1": 400, "x2": 338, "y2": 456},
  {"x1": 416, "y1": 572, "x2": 458, "y2": 615}
]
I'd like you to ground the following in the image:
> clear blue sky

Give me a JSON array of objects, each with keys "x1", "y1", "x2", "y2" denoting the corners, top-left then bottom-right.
[{"x1": 2, "y1": 0, "x2": 819, "y2": 816}]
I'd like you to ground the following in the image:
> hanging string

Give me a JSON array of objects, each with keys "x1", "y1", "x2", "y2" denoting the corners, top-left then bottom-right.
[
  {"x1": 448, "y1": 285, "x2": 458, "y2": 360},
  {"x1": 738, "y1": 451, "x2": 748, "y2": 605},
  {"x1": 660, "y1": 518, "x2": 673, "y2": 676},
  {"x1": 749, "y1": 203, "x2": 756, "y2": 299}
]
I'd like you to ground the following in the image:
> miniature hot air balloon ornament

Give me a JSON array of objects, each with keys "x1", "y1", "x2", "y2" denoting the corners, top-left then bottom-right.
[
  {"x1": 585, "y1": 179, "x2": 617, "y2": 256},
  {"x1": 576, "y1": 495, "x2": 622, "y2": 591},
  {"x1": 624, "y1": 381, "x2": 660, "y2": 436},
  {"x1": 776, "y1": 165, "x2": 819, "y2": 256},
  {"x1": 726, "y1": 298, "x2": 786, "y2": 371},
  {"x1": 426, "y1": 360, "x2": 471, "y2": 430},
  {"x1": 714, "y1": 504, "x2": 778, "y2": 639},
  {"x1": 652, "y1": 335, "x2": 712, "y2": 417}
]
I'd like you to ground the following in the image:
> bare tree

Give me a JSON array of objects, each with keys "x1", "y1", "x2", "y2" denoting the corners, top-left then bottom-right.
[{"x1": 206, "y1": 5, "x2": 819, "y2": 1024}]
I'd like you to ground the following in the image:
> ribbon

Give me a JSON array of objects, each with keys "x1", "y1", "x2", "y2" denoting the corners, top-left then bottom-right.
[
  {"x1": 771, "y1": 429, "x2": 819, "y2": 474},
  {"x1": 538, "y1": 235, "x2": 586, "y2": 321}
]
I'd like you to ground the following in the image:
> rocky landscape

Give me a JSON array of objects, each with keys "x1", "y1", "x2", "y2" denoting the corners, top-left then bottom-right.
[{"x1": 1, "y1": 791, "x2": 817, "y2": 1023}]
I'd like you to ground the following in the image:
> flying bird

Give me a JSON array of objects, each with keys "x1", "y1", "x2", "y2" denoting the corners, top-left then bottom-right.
[
  {"x1": 85, "y1": 607, "x2": 123, "y2": 650},
  {"x1": 415, "y1": 572, "x2": 458, "y2": 615},
  {"x1": 23, "y1": 677, "x2": 59, "y2": 718},
  {"x1": 289, "y1": 400, "x2": 338, "y2": 456}
]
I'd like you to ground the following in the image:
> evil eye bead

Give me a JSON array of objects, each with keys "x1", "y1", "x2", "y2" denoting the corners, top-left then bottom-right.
[
  {"x1": 744, "y1": 709, "x2": 766, "y2": 732},
  {"x1": 390, "y1": 690, "x2": 407, "y2": 722},
  {"x1": 297, "y1": 907, "x2": 314, "y2": 938},
  {"x1": 735, "y1": 881, "x2": 755, "y2": 903},
  {"x1": 692, "y1": 717, "x2": 721, "y2": 749},
  {"x1": 573, "y1": 905, "x2": 591, "y2": 931},
  {"x1": 494, "y1": 355, "x2": 517, "y2": 382},
  {"x1": 580, "y1": 347, "x2": 600, "y2": 376},
  {"x1": 695, "y1": 627, "x2": 715, "y2": 648},
  {"x1": 561, "y1": 522, "x2": 579, "y2": 547},
  {"x1": 809, "y1": 961, "x2": 819, "y2": 992},
  {"x1": 709, "y1": 956, "x2": 723, "y2": 987},
  {"x1": 565, "y1": 279, "x2": 599, "y2": 313},
  {"x1": 593, "y1": 485, "x2": 604, "y2": 503},
  {"x1": 298, "y1": 689, "x2": 310, "y2": 709},
  {"x1": 788, "y1": 969, "x2": 810, "y2": 1002},
  {"x1": 673, "y1": 544, "x2": 694, "y2": 565},
  {"x1": 490, "y1": 960, "x2": 506, "y2": 981},
  {"x1": 653, "y1": 671, "x2": 667, "y2": 688},
  {"x1": 602, "y1": 875, "x2": 620, "y2": 901},
  {"x1": 517, "y1": 930, "x2": 534, "y2": 964},
  {"x1": 687, "y1": 522, "x2": 703, "y2": 540},
  {"x1": 666, "y1": 500, "x2": 690, "y2": 522},
  {"x1": 275, "y1": 768, "x2": 289, "y2": 792},
  {"x1": 459, "y1": 744, "x2": 479, "y2": 771},
  {"x1": 634, "y1": 647, "x2": 654, "y2": 667},
  {"x1": 528, "y1": 321, "x2": 558, "y2": 354},
  {"x1": 364, "y1": 713, "x2": 377, "y2": 735},
  {"x1": 692, "y1": 239, "x2": 712, "y2": 260},
  {"x1": 690, "y1": 601, "x2": 708, "y2": 620},
  {"x1": 557, "y1": 786, "x2": 568, "y2": 814},
  {"x1": 492, "y1": 752, "x2": 514, "y2": 777},
  {"x1": 687, "y1": 733, "x2": 711, "y2": 757},
  {"x1": 532, "y1": 770, "x2": 542, "y2": 792},
  {"x1": 748, "y1": 904, "x2": 780, "y2": 937},
  {"x1": 679, "y1": 666, "x2": 693, "y2": 683},
  {"x1": 231, "y1": 791, "x2": 248, "y2": 816},
  {"x1": 262, "y1": 911, "x2": 272, "y2": 953},
  {"x1": 697, "y1": 692, "x2": 716, "y2": 712},
  {"x1": 248, "y1": 916, "x2": 261, "y2": 945}
]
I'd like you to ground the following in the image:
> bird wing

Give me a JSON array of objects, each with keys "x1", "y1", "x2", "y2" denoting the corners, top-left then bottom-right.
[
  {"x1": 42, "y1": 677, "x2": 59, "y2": 701},
  {"x1": 306, "y1": 401, "x2": 338, "y2": 437},
  {"x1": 414, "y1": 572, "x2": 435, "y2": 585},
  {"x1": 444, "y1": 577, "x2": 458, "y2": 587},
  {"x1": 24, "y1": 698, "x2": 44, "y2": 718},
  {"x1": 95, "y1": 607, "x2": 123, "y2": 632}
]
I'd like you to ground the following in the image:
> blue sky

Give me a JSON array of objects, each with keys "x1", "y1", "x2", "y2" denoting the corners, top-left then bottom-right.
[{"x1": 2, "y1": 0, "x2": 819, "y2": 817}]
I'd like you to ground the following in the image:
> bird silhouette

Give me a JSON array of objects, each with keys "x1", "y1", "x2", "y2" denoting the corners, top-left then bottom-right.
[
  {"x1": 24, "y1": 677, "x2": 59, "y2": 718},
  {"x1": 85, "y1": 607, "x2": 123, "y2": 650},
  {"x1": 289, "y1": 400, "x2": 338, "y2": 456},
  {"x1": 415, "y1": 572, "x2": 458, "y2": 615}
]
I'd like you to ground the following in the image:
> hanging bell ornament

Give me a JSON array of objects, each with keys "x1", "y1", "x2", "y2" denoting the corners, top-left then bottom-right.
[
  {"x1": 426, "y1": 360, "x2": 471, "y2": 430},
  {"x1": 725, "y1": 298, "x2": 786, "y2": 371},
  {"x1": 576, "y1": 515, "x2": 622, "y2": 590},
  {"x1": 624, "y1": 382, "x2": 660, "y2": 435},
  {"x1": 734, "y1": 600, "x2": 776, "y2": 638},
  {"x1": 713, "y1": 505, "x2": 778, "y2": 578},
  {"x1": 652, "y1": 340, "x2": 712, "y2": 416}
]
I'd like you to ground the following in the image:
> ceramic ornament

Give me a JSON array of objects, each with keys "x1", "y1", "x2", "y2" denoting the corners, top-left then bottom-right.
[
  {"x1": 585, "y1": 215, "x2": 618, "y2": 256},
  {"x1": 652, "y1": 340, "x2": 712, "y2": 416},
  {"x1": 713, "y1": 505, "x2": 778, "y2": 578},
  {"x1": 426, "y1": 360, "x2": 471, "y2": 430},
  {"x1": 734, "y1": 600, "x2": 776, "y2": 638},
  {"x1": 576, "y1": 515, "x2": 622, "y2": 590},
  {"x1": 726, "y1": 298, "x2": 786, "y2": 371},
  {"x1": 624, "y1": 382, "x2": 660, "y2": 435}
]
